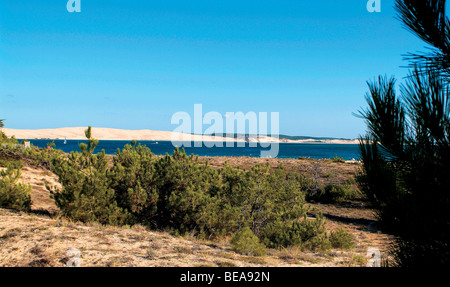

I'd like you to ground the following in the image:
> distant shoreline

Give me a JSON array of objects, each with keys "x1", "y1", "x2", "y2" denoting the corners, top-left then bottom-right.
[{"x1": 1, "y1": 127, "x2": 359, "y2": 145}]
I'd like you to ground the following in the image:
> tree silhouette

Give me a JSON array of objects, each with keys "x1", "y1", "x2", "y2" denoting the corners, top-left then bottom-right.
[
  {"x1": 395, "y1": 0, "x2": 450, "y2": 78},
  {"x1": 357, "y1": 0, "x2": 450, "y2": 266}
]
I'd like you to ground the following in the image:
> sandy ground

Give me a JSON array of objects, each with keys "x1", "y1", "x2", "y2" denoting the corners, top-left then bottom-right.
[
  {"x1": 0, "y1": 208, "x2": 391, "y2": 267},
  {"x1": 1, "y1": 127, "x2": 359, "y2": 144}
]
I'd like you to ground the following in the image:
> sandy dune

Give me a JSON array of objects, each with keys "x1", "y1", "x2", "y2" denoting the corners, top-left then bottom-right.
[{"x1": 1, "y1": 127, "x2": 358, "y2": 144}]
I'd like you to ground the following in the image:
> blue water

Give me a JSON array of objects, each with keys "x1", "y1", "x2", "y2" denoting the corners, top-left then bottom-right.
[{"x1": 25, "y1": 139, "x2": 360, "y2": 160}]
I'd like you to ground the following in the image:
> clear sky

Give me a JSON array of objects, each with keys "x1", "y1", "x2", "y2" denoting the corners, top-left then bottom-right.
[{"x1": 0, "y1": 0, "x2": 428, "y2": 138}]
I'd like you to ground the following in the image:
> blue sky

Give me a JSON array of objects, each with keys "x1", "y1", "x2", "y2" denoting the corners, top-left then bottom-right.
[{"x1": 0, "y1": 0, "x2": 427, "y2": 138}]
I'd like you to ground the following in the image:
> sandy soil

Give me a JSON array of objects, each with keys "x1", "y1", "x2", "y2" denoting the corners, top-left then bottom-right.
[
  {"x1": 1, "y1": 127, "x2": 359, "y2": 144},
  {"x1": 0, "y1": 158, "x2": 392, "y2": 267},
  {"x1": 0, "y1": 207, "x2": 391, "y2": 267}
]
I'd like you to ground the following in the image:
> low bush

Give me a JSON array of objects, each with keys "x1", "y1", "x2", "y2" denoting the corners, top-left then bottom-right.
[
  {"x1": 110, "y1": 144, "x2": 159, "y2": 226},
  {"x1": 1, "y1": 129, "x2": 63, "y2": 169},
  {"x1": 49, "y1": 127, "x2": 128, "y2": 225},
  {"x1": 0, "y1": 167, "x2": 32, "y2": 211},
  {"x1": 231, "y1": 226, "x2": 266, "y2": 256},
  {"x1": 260, "y1": 213, "x2": 330, "y2": 251},
  {"x1": 0, "y1": 159, "x2": 23, "y2": 169},
  {"x1": 307, "y1": 183, "x2": 361, "y2": 204},
  {"x1": 48, "y1": 127, "x2": 331, "y2": 249},
  {"x1": 0, "y1": 131, "x2": 18, "y2": 146},
  {"x1": 302, "y1": 235, "x2": 332, "y2": 252},
  {"x1": 331, "y1": 155, "x2": 345, "y2": 163},
  {"x1": 329, "y1": 227, "x2": 354, "y2": 249},
  {"x1": 151, "y1": 148, "x2": 224, "y2": 236}
]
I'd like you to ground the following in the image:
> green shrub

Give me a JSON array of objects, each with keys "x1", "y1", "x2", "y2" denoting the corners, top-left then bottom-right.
[
  {"x1": 0, "y1": 159, "x2": 23, "y2": 169},
  {"x1": 260, "y1": 212, "x2": 328, "y2": 250},
  {"x1": 296, "y1": 214, "x2": 331, "y2": 251},
  {"x1": 231, "y1": 226, "x2": 266, "y2": 256},
  {"x1": 215, "y1": 163, "x2": 326, "y2": 249},
  {"x1": 50, "y1": 163, "x2": 128, "y2": 225},
  {"x1": 0, "y1": 131, "x2": 18, "y2": 146},
  {"x1": 260, "y1": 220, "x2": 304, "y2": 249},
  {"x1": 109, "y1": 144, "x2": 159, "y2": 225},
  {"x1": 0, "y1": 167, "x2": 32, "y2": 211},
  {"x1": 47, "y1": 127, "x2": 332, "y2": 249},
  {"x1": 49, "y1": 127, "x2": 128, "y2": 226},
  {"x1": 302, "y1": 235, "x2": 332, "y2": 252},
  {"x1": 344, "y1": 177, "x2": 357, "y2": 185},
  {"x1": 331, "y1": 155, "x2": 345, "y2": 163},
  {"x1": 152, "y1": 148, "x2": 225, "y2": 236},
  {"x1": 308, "y1": 183, "x2": 360, "y2": 204},
  {"x1": 329, "y1": 227, "x2": 354, "y2": 249},
  {"x1": 0, "y1": 134, "x2": 63, "y2": 169}
]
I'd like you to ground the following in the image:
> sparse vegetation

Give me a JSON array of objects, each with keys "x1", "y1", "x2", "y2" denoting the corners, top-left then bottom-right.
[
  {"x1": 0, "y1": 159, "x2": 23, "y2": 169},
  {"x1": 331, "y1": 155, "x2": 345, "y2": 163}
]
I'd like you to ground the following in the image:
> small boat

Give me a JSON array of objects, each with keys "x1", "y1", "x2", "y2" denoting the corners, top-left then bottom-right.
[{"x1": 64, "y1": 137, "x2": 67, "y2": 145}]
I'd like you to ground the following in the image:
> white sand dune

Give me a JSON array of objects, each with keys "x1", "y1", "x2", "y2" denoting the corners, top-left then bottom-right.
[{"x1": 1, "y1": 127, "x2": 358, "y2": 144}]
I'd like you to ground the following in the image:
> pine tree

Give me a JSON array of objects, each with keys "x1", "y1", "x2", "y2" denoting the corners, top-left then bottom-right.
[
  {"x1": 50, "y1": 126, "x2": 128, "y2": 225},
  {"x1": 357, "y1": 0, "x2": 450, "y2": 266},
  {"x1": 0, "y1": 167, "x2": 32, "y2": 211}
]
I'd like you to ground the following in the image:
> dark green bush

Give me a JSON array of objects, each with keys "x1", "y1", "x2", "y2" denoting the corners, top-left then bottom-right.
[
  {"x1": 0, "y1": 167, "x2": 32, "y2": 211},
  {"x1": 48, "y1": 127, "x2": 331, "y2": 249},
  {"x1": 296, "y1": 214, "x2": 331, "y2": 251},
  {"x1": 152, "y1": 148, "x2": 225, "y2": 236},
  {"x1": 307, "y1": 183, "x2": 361, "y2": 204},
  {"x1": 231, "y1": 226, "x2": 266, "y2": 256},
  {"x1": 49, "y1": 127, "x2": 128, "y2": 226},
  {"x1": 109, "y1": 144, "x2": 159, "y2": 225},
  {"x1": 261, "y1": 214, "x2": 330, "y2": 251},
  {"x1": 302, "y1": 235, "x2": 332, "y2": 252},
  {"x1": 329, "y1": 227, "x2": 354, "y2": 249},
  {"x1": 235, "y1": 165, "x2": 327, "y2": 249},
  {"x1": 0, "y1": 159, "x2": 23, "y2": 169}
]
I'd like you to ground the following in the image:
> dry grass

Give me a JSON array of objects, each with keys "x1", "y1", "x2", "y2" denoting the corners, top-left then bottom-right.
[
  {"x1": 17, "y1": 166, "x2": 61, "y2": 213},
  {"x1": 0, "y1": 157, "x2": 393, "y2": 267},
  {"x1": 198, "y1": 156, "x2": 360, "y2": 186}
]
